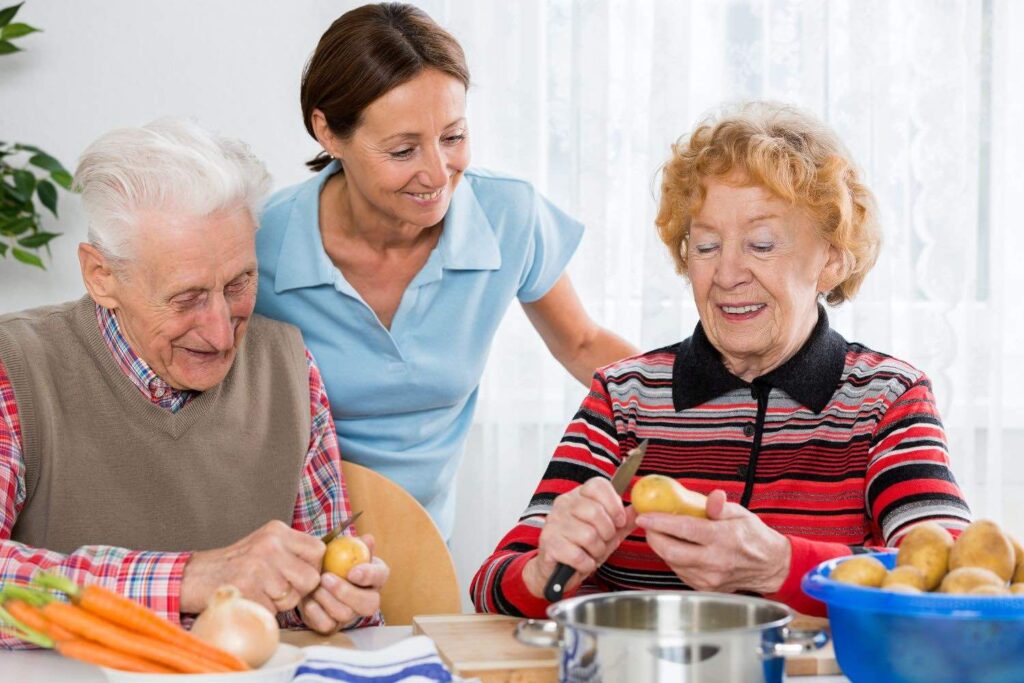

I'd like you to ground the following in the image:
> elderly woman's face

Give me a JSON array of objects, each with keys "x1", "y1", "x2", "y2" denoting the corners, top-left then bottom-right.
[
  {"x1": 686, "y1": 177, "x2": 840, "y2": 379},
  {"x1": 332, "y1": 69, "x2": 470, "y2": 230}
]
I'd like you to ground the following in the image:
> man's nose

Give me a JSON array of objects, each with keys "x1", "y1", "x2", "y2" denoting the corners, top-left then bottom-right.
[{"x1": 200, "y1": 295, "x2": 235, "y2": 351}]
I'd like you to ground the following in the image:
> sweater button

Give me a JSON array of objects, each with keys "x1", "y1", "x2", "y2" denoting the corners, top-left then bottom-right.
[
  {"x1": 743, "y1": 424, "x2": 755, "y2": 437},
  {"x1": 737, "y1": 465, "x2": 748, "y2": 477}
]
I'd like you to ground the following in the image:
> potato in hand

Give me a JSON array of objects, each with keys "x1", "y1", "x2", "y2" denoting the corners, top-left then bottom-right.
[
  {"x1": 323, "y1": 536, "x2": 371, "y2": 580},
  {"x1": 630, "y1": 475, "x2": 707, "y2": 518}
]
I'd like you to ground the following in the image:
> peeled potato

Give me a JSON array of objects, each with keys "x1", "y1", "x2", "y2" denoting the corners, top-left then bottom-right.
[
  {"x1": 949, "y1": 520, "x2": 1015, "y2": 582},
  {"x1": 939, "y1": 566, "x2": 1005, "y2": 594},
  {"x1": 831, "y1": 556, "x2": 888, "y2": 588},
  {"x1": 631, "y1": 475, "x2": 707, "y2": 518},
  {"x1": 896, "y1": 522, "x2": 954, "y2": 591},
  {"x1": 882, "y1": 565, "x2": 927, "y2": 592},
  {"x1": 323, "y1": 536, "x2": 371, "y2": 580}
]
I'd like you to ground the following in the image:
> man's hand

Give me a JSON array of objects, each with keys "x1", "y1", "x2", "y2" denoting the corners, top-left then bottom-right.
[
  {"x1": 635, "y1": 490, "x2": 792, "y2": 595},
  {"x1": 181, "y1": 520, "x2": 325, "y2": 614},
  {"x1": 298, "y1": 534, "x2": 389, "y2": 634}
]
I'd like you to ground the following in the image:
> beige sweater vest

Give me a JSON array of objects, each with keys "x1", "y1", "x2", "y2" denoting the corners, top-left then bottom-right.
[{"x1": 0, "y1": 296, "x2": 310, "y2": 554}]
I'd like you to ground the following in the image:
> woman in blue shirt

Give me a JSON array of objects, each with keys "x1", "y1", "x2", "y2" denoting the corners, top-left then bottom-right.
[{"x1": 255, "y1": 3, "x2": 636, "y2": 544}]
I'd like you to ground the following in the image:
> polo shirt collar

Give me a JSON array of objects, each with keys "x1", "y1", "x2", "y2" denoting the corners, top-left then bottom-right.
[
  {"x1": 273, "y1": 164, "x2": 499, "y2": 294},
  {"x1": 672, "y1": 305, "x2": 847, "y2": 413}
]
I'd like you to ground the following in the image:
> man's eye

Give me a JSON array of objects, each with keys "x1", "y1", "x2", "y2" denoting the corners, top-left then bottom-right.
[
  {"x1": 751, "y1": 243, "x2": 774, "y2": 253},
  {"x1": 443, "y1": 134, "x2": 466, "y2": 144},
  {"x1": 226, "y1": 278, "x2": 250, "y2": 293}
]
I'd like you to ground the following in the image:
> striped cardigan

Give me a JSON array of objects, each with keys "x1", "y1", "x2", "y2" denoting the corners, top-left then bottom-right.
[{"x1": 470, "y1": 311, "x2": 971, "y2": 617}]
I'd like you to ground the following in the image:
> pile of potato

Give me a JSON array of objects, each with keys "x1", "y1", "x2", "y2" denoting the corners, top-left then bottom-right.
[{"x1": 831, "y1": 520, "x2": 1024, "y2": 595}]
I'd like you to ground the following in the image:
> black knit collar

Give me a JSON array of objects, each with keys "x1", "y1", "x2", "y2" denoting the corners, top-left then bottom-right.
[{"x1": 672, "y1": 306, "x2": 847, "y2": 414}]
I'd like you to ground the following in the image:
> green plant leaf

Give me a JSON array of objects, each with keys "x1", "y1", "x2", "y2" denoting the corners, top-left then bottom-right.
[
  {"x1": 12, "y1": 247, "x2": 44, "y2": 268},
  {"x1": 0, "y1": 3, "x2": 22, "y2": 29},
  {"x1": 36, "y1": 179, "x2": 57, "y2": 215},
  {"x1": 13, "y1": 143, "x2": 41, "y2": 153},
  {"x1": 0, "y1": 216, "x2": 35, "y2": 235},
  {"x1": 17, "y1": 231, "x2": 59, "y2": 248},
  {"x1": 51, "y1": 169, "x2": 73, "y2": 190},
  {"x1": 2, "y1": 180, "x2": 28, "y2": 203},
  {"x1": 0, "y1": 39, "x2": 19, "y2": 54},
  {"x1": 28, "y1": 152, "x2": 67, "y2": 174},
  {"x1": 12, "y1": 168, "x2": 35, "y2": 197},
  {"x1": 0, "y1": 21, "x2": 37, "y2": 39},
  {"x1": 0, "y1": 242, "x2": 7, "y2": 257}
]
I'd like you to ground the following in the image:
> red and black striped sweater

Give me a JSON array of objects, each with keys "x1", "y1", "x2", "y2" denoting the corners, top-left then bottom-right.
[{"x1": 470, "y1": 311, "x2": 971, "y2": 617}]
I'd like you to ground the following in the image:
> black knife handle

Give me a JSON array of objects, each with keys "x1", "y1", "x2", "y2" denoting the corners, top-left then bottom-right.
[{"x1": 543, "y1": 562, "x2": 575, "y2": 602}]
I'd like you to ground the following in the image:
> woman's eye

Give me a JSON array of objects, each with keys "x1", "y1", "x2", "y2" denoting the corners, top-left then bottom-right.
[
  {"x1": 390, "y1": 148, "x2": 415, "y2": 159},
  {"x1": 693, "y1": 243, "x2": 718, "y2": 255},
  {"x1": 443, "y1": 134, "x2": 466, "y2": 145}
]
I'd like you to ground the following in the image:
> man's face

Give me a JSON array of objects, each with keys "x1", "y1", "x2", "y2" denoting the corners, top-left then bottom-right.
[{"x1": 108, "y1": 207, "x2": 258, "y2": 391}]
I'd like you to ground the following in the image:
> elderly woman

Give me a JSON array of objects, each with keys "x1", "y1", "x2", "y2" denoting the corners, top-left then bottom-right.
[
  {"x1": 471, "y1": 102, "x2": 971, "y2": 617},
  {"x1": 254, "y1": 3, "x2": 636, "y2": 540}
]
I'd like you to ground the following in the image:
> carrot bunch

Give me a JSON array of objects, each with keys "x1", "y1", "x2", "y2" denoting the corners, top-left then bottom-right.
[{"x1": 0, "y1": 572, "x2": 249, "y2": 674}]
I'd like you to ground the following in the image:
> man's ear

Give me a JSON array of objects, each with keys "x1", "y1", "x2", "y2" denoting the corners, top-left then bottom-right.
[{"x1": 78, "y1": 243, "x2": 122, "y2": 310}]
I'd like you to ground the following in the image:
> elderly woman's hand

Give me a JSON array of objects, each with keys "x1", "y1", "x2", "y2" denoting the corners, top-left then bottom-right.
[
  {"x1": 523, "y1": 477, "x2": 637, "y2": 599},
  {"x1": 636, "y1": 490, "x2": 791, "y2": 595}
]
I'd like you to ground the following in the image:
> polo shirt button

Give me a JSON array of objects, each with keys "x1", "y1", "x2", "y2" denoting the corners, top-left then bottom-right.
[
  {"x1": 153, "y1": 386, "x2": 165, "y2": 398},
  {"x1": 737, "y1": 465, "x2": 748, "y2": 477},
  {"x1": 743, "y1": 424, "x2": 755, "y2": 437}
]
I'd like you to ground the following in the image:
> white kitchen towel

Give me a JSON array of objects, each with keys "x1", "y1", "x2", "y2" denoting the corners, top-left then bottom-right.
[{"x1": 293, "y1": 636, "x2": 479, "y2": 683}]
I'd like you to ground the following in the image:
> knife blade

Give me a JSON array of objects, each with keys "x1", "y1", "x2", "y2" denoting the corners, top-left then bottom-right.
[
  {"x1": 543, "y1": 440, "x2": 649, "y2": 602},
  {"x1": 321, "y1": 510, "x2": 363, "y2": 545}
]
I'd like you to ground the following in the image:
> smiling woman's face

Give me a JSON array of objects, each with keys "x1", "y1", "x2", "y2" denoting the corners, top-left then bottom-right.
[{"x1": 686, "y1": 176, "x2": 842, "y2": 380}]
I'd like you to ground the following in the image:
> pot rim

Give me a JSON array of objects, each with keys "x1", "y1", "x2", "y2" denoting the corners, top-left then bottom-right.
[{"x1": 544, "y1": 590, "x2": 794, "y2": 640}]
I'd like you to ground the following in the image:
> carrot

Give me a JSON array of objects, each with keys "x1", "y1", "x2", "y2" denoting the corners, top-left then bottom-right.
[
  {"x1": 57, "y1": 638, "x2": 177, "y2": 673},
  {"x1": 42, "y1": 602, "x2": 231, "y2": 674},
  {"x1": 32, "y1": 572, "x2": 248, "y2": 672},
  {"x1": 4, "y1": 600, "x2": 73, "y2": 641}
]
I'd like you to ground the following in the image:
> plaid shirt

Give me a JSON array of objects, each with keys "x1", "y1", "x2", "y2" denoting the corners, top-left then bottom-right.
[{"x1": 1, "y1": 305, "x2": 379, "y2": 647}]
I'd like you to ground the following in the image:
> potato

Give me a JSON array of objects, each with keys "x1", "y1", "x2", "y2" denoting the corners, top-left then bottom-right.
[
  {"x1": 631, "y1": 475, "x2": 707, "y2": 518},
  {"x1": 969, "y1": 584, "x2": 1010, "y2": 596},
  {"x1": 831, "y1": 556, "x2": 888, "y2": 588},
  {"x1": 896, "y1": 522, "x2": 954, "y2": 591},
  {"x1": 949, "y1": 520, "x2": 1015, "y2": 582},
  {"x1": 1009, "y1": 535, "x2": 1024, "y2": 584},
  {"x1": 882, "y1": 565, "x2": 927, "y2": 592},
  {"x1": 939, "y1": 566, "x2": 1005, "y2": 594},
  {"x1": 323, "y1": 536, "x2": 371, "y2": 579},
  {"x1": 885, "y1": 584, "x2": 922, "y2": 594},
  {"x1": 1010, "y1": 583, "x2": 1024, "y2": 595}
]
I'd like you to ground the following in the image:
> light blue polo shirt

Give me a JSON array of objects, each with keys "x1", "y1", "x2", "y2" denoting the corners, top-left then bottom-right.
[{"x1": 254, "y1": 162, "x2": 583, "y2": 539}]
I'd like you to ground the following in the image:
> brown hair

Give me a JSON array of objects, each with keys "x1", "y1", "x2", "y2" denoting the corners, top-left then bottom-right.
[
  {"x1": 300, "y1": 3, "x2": 470, "y2": 172},
  {"x1": 655, "y1": 101, "x2": 881, "y2": 306}
]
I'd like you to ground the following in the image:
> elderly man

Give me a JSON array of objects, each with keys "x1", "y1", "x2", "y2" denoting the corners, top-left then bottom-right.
[{"x1": 0, "y1": 119, "x2": 388, "y2": 644}]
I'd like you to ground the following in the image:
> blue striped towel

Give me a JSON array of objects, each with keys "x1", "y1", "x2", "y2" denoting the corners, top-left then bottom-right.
[{"x1": 294, "y1": 636, "x2": 479, "y2": 683}]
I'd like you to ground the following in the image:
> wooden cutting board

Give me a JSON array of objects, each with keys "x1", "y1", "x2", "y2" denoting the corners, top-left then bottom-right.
[{"x1": 413, "y1": 613, "x2": 840, "y2": 680}]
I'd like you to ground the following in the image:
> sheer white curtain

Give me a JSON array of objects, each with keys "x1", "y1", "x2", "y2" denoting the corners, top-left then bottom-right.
[{"x1": 431, "y1": 0, "x2": 1024, "y2": 598}]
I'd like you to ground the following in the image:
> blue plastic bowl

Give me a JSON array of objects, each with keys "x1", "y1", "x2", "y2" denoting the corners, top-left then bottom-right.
[{"x1": 802, "y1": 552, "x2": 1024, "y2": 683}]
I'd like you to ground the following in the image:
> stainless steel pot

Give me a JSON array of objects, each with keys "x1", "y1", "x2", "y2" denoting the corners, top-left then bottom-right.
[{"x1": 515, "y1": 591, "x2": 828, "y2": 683}]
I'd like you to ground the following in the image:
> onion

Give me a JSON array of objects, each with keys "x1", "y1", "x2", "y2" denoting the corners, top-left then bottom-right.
[{"x1": 191, "y1": 585, "x2": 280, "y2": 668}]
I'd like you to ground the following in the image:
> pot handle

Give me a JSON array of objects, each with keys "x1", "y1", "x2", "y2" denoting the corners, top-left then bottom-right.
[
  {"x1": 514, "y1": 619, "x2": 563, "y2": 648},
  {"x1": 762, "y1": 627, "x2": 829, "y2": 658}
]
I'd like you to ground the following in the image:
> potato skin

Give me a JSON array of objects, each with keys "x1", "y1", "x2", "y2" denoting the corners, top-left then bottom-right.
[
  {"x1": 1009, "y1": 536, "x2": 1024, "y2": 584},
  {"x1": 939, "y1": 566, "x2": 1005, "y2": 594},
  {"x1": 831, "y1": 556, "x2": 888, "y2": 588},
  {"x1": 969, "y1": 584, "x2": 1010, "y2": 596},
  {"x1": 631, "y1": 475, "x2": 707, "y2": 518},
  {"x1": 896, "y1": 522, "x2": 954, "y2": 591},
  {"x1": 949, "y1": 520, "x2": 1015, "y2": 582},
  {"x1": 882, "y1": 565, "x2": 927, "y2": 592},
  {"x1": 323, "y1": 536, "x2": 371, "y2": 579},
  {"x1": 1010, "y1": 583, "x2": 1024, "y2": 595}
]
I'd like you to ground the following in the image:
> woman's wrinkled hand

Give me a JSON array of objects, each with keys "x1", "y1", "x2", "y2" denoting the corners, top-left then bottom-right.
[
  {"x1": 523, "y1": 477, "x2": 637, "y2": 599},
  {"x1": 636, "y1": 490, "x2": 792, "y2": 595}
]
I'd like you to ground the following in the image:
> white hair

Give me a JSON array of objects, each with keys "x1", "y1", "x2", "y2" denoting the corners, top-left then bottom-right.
[{"x1": 73, "y1": 118, "x2": 271, "y2": 261}]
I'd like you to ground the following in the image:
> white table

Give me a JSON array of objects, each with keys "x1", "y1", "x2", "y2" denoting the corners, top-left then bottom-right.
[{"x1": 0, "y1": 626, "x2": 849, "y2": 682}]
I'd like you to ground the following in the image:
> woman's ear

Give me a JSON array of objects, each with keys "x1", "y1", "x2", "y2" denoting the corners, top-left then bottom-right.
[
  {"x1": 817, "y1": 244, "x2": 849, "y2": 296},
  {"x1": 310, "y1": 109, "x2": 340, "y2": 159}
]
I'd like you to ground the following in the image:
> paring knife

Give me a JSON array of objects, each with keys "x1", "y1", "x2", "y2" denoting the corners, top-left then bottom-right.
[
  {"x1": 321, "y1": 510, "x2": 363, "y2": 544},
  {"x1": 542, "y1": 440, "x2": 649, "y2": 602}
]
